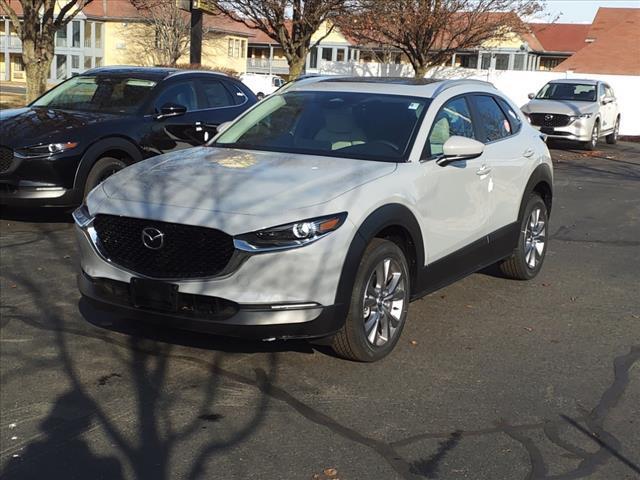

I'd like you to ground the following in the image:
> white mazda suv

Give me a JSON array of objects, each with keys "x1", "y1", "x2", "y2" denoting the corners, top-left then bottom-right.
[{"x1": 74, "y1": 77, "x2": 553, "y2": 361}]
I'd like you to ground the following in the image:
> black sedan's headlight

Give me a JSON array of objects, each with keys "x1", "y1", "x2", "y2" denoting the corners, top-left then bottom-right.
[
  {"x1": 15, "y1": 141, "x2": 78, "y2": 159},
  {"x1": 234, "y1": 213, "x2": 347, "y2": 252}
]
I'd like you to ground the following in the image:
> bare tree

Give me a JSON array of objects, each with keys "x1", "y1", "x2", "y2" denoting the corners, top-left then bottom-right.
[
  {"x1": 0, "y1": 0, "x2": 92, "y2": 102},
  {"x1": 215, "y1": 0, "x2": 351, "y2": 79},
  {"x1": 337, "y1": 0, "x2": 544, "y2": 78},
  {"x1": 130, "y1": 0, "x2": 191, "y2": 66}
]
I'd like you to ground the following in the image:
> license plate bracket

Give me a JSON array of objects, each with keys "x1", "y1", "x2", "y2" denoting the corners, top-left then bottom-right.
[{"x1": 130, "y1": 278, "x2": 178, "y2": 312}]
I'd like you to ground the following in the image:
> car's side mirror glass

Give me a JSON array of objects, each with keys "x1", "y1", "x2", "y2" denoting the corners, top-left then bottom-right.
[
  {"x1": 602, "y1": 96, "x2": 614, "y2": 105},
  {"x1": 155, "y1": 103, "x2": 187, "y2": 120},
  {"x1": 436, "y1": 136, "x2": 485, "y2": 166},
  {"x1": 528, "y1": 93, "x2": 535, "y2": 99}
]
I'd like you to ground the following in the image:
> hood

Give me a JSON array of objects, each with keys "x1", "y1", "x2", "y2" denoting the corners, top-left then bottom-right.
[
  {"x1": 0, "y1": 107, "x2": 124, "y2": 147},
  {"x1": 99, "y1": 147, "x2": 396, "y2": 216},
  {"x1": 521, "y1": 99, "x2": 598, "y2": 116}
]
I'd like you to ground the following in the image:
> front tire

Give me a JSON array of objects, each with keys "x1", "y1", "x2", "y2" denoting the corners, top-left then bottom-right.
[
  {"x1": 331, "y1": 238, "x2": 410, "y2": 362},
  {"x1": 497, "y1": 194, "x2": 548, "y2": 280},
  {"x1": 606, "y1": 116, "x2": 620, "y2": 144},
  {"x1": 83, "y1": 157, "x2": 127, "y2": 199},
  {"x1": 584, "y1": 120, "x2": 599, "y2": 151}
]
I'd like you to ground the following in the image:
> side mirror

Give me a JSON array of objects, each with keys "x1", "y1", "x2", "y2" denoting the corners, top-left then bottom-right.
[
  {"x1": 155, "y1": 103, "x2": 187, "y2": 120},
  {"x1": 601, "y1": 96, "x2": 614, "y2": 105},
  {"x1": 528, "y1": 93, "x2": 535, "y2": 100},
  {"x1": 436, "y1": 136, "x2": 484, "y2": 166},
  {"x1": 216, "y1": 121, "x2": 232, "y2": 135}
]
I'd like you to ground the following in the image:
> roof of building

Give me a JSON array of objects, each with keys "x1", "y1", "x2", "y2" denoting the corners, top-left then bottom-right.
[
  {"x1": 527, "y1": 23, "x2": 590, "y2": 53},
  {"x1": 552, "y1": 7, "x2": 640, "y2": 75},
  {"x1": 3, "y1": 0, "x2": 253, "y2": 37}
]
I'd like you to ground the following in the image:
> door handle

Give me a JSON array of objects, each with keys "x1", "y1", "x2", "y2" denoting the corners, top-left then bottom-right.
[
  {"x1": 476, "y1": 165, "x2": 491, "y2": 176},
  {"x1": 523, "y1": 148, "x2": 534, "y2": 158}
]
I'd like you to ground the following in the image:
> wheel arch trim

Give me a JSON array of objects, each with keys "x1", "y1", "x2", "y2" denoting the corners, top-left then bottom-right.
[{"x1": 519, "y1": 163, "x2": 553, "y2": 222}]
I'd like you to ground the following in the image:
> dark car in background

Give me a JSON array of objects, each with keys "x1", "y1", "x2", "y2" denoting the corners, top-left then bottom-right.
[{"x1": 0, "y1": 66, "x2": 257, "y2": 207}]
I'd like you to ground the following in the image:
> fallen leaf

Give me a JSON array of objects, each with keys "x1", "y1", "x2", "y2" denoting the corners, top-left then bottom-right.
[
  {"x1": 440, "y1": 295, "x2": 446, "y2": 299},
  {"x1": 523, "y1": 327, "x2": 533, "y2": 332},
  {"x1": 10, "y1": 284, "x2": 16, "y2": 288},
  {"x1": 63, "y1": 255, "x2": 71, "y2": 259},
  {"x1": 570, "y1": 296, "x2": 577, "y2": 302},
  {"x1": 323, "y1": 468, "x2": 338, "y2": 477},
  {"x1": 465, "y1": 304, "x2": 473, "y2": 309},
  {"x1": 409, "y1": 340, "x2": 418, "y2": 346}
]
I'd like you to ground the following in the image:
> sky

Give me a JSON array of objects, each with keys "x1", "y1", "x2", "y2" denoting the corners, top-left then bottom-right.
[{"x1": 540, "y1": 0, "x2": 640, "y2": 23}]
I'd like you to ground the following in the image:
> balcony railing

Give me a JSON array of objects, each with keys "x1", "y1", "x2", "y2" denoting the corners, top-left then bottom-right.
[
  {"x1": 246, "y1": 57, "x2": 290, "y2": 74},
  {"x1": 0, "y1": 35, "x2": 22, "y2": 49}
]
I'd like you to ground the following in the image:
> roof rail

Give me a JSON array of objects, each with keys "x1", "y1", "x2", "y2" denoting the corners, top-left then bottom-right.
[{"x1": 432, "y1": 79, "x2": 495, "y2": 97}]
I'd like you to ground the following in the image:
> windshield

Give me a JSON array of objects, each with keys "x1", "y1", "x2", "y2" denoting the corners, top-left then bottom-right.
[
  {"x1": 536, "y1": 83, "x2": 597, "y2": 102},
  {"x1": 31, "y1": 75, "x2": 157, "y2": 114},
  {"x1": 213, "y1": 91, "x2": 430, "y2": 162}
]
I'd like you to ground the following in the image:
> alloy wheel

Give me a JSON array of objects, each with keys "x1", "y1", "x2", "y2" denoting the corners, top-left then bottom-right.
[
  {"x1": 362, "y1": 258, "x2": 406, "y2": 346},
  {"x1": 524, "y1": 207, "x2": 546, "y2": 269},
  {"x1": 591, "y1": 124, "x2": 599, "y2": 148}
]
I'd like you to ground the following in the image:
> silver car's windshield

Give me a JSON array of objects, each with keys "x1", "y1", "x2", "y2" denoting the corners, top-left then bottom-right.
[
  {"x1": 213, "y1": 91, "x2": 430, "y2": 162},
  {"x1": 536, "y1": 83, "x2": 597, "y2": 102}
]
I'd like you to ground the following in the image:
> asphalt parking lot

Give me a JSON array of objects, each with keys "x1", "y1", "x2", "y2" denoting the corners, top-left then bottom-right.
[{"x1": 1, "y1": 142, "x2": 639, "y2": 480}]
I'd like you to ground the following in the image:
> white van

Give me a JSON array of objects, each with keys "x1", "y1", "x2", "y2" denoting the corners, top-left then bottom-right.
[{"x1": 239, "y1": 73, "x2": 285, "y2": 99}]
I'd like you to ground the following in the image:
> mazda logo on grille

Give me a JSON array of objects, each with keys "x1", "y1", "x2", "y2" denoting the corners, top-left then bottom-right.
[
  {"x1": 545, "y1": 114, "x2": 554, "y2": 121},
  {"x1": 141, "y1": 227, "x2": 164, "y2": 250}
]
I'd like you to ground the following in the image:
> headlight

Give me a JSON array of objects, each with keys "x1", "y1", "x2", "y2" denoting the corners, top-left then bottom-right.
[
  {"x1": 570, "y1": 113, "x2": 593, "y2": 121},
  {"x1": 72, "y1": 203, "x2": 93, "y2": 228},
  {"x1": 15, "y1": 141, "x2": 78, "y2": 158},
  {"x1": 234, "y1": 213, "x2": 347, "y2": 252}
]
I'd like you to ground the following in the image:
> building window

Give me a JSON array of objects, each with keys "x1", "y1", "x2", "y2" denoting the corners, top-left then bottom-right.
[
  {"x1": 85, "y1": 21, "x2": 93, "y2": 48},
  {"x1": 72, "y1": 55, "x2": 80, "y2": 69},
  {"x1": 95, "y1": 56, "x2": 103, "y2": 67},
  {"x1": 95, "y1": 23, "x2": 103, "y2": 49},
  {"x1": 480, "y1": 53, "x2": 491, "y2": 70},
  {"x1": 228, "y1": 39, "x2": 233, "y2": 57},
  {"x1": 56, "y1": 54, "x2": 67, "y2": 79},
  {"x1": 56, "y1": 25, "x2": 67, "y2": 47},
  {"x1": 309, "y1": 47, "x2": 318, "y2": 69},
  {"x1": 241, "y1": 40, "x2": 246, "y2": 58},
  {"x1": 84, "y1": 56, "x2": 92, "y2": 69},
  {"x1": 13, "y1": 56, "x2": 24, "y2": 71},
  {"x1": 72, "y1": 20, "x2": 81, "y2": 48},
  {"x1": 336, "y1": 49, "x2": 345, "y2": 62},
  {"x1": 495, "y1": 53, "x2": 509, "y2": 70},
  {"x1": 321, "y1": 48, "x2": 332, "y2": 61},
  {"x1": 234, "y1": 39, "x2": 240, "y2": 58},
  {"x1": 513, "y1": 54, "x2": 525, "y2": 71}
]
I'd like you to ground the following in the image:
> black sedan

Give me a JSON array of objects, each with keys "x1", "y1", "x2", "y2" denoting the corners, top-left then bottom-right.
[{"x1": 0, "y1": 66, "x2": 257, "y2": 207}]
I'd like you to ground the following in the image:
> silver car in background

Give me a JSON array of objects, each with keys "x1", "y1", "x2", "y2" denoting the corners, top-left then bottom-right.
[{"x1": 521, "y1": 79, "x2": 620, "y2": 150}]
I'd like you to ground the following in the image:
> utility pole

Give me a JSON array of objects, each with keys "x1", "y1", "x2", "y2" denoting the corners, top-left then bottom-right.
[{"x1": 190, "y1": 5, "x2": 203, "y2": 65}]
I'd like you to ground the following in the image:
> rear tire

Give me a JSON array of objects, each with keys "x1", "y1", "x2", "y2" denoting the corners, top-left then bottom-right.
[
  {"x1": 331, "y1": 238, "x2": 410, "y2": 362},
  {"x1": 606, "y1": 116, "x2": 620, "y2": 144},
  {"x1": 497, "y1": 194, "x2": 548, "y2": 280},
  {"x1": 83, "y1": 157, "x2": 127, "y2": 199},
  {"x1": 584, "y1": 121, "x2": 599, "y2": 151}
]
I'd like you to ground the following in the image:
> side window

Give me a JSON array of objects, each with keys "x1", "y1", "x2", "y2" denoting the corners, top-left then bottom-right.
[
  {"x1": 604, "y1": 85, "x2": 615, "y2": 98},
  {"x1": 222, "y1": 81, "x2": 248, "y2": 106},
  {"x1": 496, "y1": 96, "x2": 522, "y2": 134},
  {"x1": 154, "y1": 81, "x2": 198, "y2": 112},
  {"x1": 428, "y1": 97, "x2": 474, "y2": 156},
  {"x1": 598, "y1": 83, "x2": 606, "y2": 99},
  {"x1": 198, "y1": 79, "x2": 235, "y2": 109},
  {"x1": 473, "y1": 95, "x2": 512, "y2": 142}
]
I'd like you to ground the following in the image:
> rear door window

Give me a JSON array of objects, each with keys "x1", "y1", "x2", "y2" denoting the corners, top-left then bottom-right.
[
  {"x1": 495, "y1": 96, "x2": 522, "y2": 134},
  {"x1": 198, "y1": 79, "x2": 235, "y2": 109},
  {"x1": 472, "y1": 95, "x2": 512, "y2": 142}
]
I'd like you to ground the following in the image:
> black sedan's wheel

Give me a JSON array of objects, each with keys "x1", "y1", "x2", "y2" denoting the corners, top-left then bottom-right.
[
  {"x1": 84, "y1": 157, "x2": 127, "y2": 199},
  {"x1": 498, "y1": 194, "x2": 548, "y2": 280},
  {"x1": 332, "y1": 238, "x2": 410, "y2": 362}
]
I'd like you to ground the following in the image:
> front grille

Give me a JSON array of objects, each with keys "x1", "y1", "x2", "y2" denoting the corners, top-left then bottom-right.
[
  {"x1": 0, "y1": 146, "x2": 13, "y2": 173},
  {"x1": 529, "y1": 113, "x2": 571, "y2": 127},
  {"x1": 92, "y1": 215, "x2": 235, "y2": 279}
]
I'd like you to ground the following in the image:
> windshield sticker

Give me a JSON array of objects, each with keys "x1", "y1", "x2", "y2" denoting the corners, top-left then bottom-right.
[{"x1": 408, "y1": 103, "x2": 420, "y2": 110}]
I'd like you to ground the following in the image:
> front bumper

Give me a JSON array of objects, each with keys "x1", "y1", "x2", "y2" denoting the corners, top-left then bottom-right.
[
  {"x1": 0, "y1": 182, "x2": 79, "y2": 207},
  {"x1": 531, "y1": 119, "x2": 593, "y2": 142},
  {"x1": 75, "y1": 213, "x2": 353, "y2": 339},
  {"x1": 79, "y1": 272, "x2": 344, "y2": 339}
]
